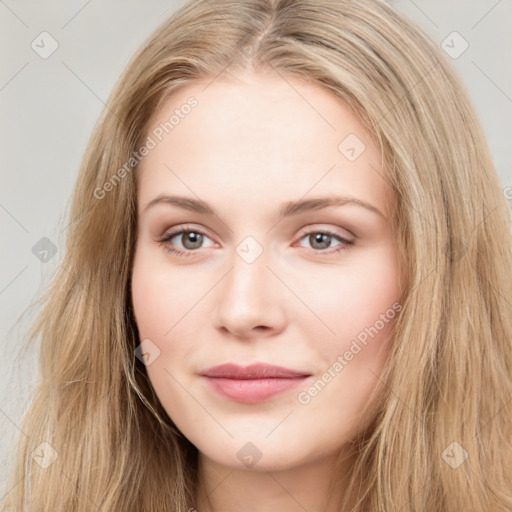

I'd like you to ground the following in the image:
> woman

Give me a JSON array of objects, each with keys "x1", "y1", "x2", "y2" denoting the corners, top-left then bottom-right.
[{"x1": 4, "y1": 0, "x2": 512, "y2": 510}]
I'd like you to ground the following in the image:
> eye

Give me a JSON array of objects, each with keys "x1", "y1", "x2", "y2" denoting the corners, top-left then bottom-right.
[
  {"x1": 157, "y1": 225, "x2": 354, "y2": 258},
  {"x1": 158, "y1": 226, "x2": 215, "y2": 257},
  {"x1": 295, "y1": 229, "x2": 354, "y2": 255}
]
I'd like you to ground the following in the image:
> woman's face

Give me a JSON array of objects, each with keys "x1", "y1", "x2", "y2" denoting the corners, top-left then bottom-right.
[{"x1": 131, "y1": 70, "x2": 401, "y2": 471}]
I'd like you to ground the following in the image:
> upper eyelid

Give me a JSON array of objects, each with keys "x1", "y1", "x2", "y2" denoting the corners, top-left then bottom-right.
[
  {"x1": 296, "y1": 224, "x2": 354, "y2": 240},
  {"x1": 160, "y1": 224, "x2": 215, "y2": 242}
]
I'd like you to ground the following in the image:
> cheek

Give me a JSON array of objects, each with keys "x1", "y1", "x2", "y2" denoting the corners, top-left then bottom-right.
[
  {"x1": 294, "y1": 244, "x2": 400, "y2": 352},
  {"x1": 131, "y1": 245, "x2": 208, "y2": 376},
  {"x1": 131, "y1": 247, "x2": 201, "y2": 340},
  {"x1": 294, "y1": 245, "x2": 400, "y2": 432},
  {"x1": 131, "y1": 252, "x2": 201, "y2": 427}
]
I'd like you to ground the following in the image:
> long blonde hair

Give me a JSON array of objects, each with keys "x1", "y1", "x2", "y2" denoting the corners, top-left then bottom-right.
[{"x1": 4, "y1": 0, "x2": 512, "y2": 510}]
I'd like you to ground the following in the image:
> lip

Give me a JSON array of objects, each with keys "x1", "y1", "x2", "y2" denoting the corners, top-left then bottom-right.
[
  {"x1": 199, "y1": 363, "x2": 312, "y2": 403},
  {"x1": 200, "y1": 363, "x2": 311, "y2": 379}
]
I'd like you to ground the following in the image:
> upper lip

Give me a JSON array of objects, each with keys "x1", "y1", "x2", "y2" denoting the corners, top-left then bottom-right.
[{"x1": 199, "y1": 363, "x2": 311, "y2": 379}]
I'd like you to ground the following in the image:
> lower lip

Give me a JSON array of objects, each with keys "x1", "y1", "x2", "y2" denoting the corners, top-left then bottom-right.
[{"x1": 202, "y1": 376, "x2": 309, "y2": 403}]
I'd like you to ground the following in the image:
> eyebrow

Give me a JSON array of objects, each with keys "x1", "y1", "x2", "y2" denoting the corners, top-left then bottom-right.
[{"x1": 143, "y1": 194, "x2": 385, "y2": 219}]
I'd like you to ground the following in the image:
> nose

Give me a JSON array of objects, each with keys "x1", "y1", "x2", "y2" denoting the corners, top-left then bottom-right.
[{"x1": 212, "y1": 248, "x2": 287, "y2": 339}]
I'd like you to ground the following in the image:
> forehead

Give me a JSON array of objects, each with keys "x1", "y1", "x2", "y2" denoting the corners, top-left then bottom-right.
[{"x1": 137, "y1": 71, "x2": 393, "y2": 218}]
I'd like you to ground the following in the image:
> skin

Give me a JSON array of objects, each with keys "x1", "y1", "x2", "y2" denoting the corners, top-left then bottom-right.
[{"x1": 131, "y1": 68, "x2": 401, "y2": 511}]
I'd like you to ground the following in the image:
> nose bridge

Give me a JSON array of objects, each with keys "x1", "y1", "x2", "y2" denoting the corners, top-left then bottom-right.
[
  {"x1": 224, "y1": 245, "x2": 270, "y2": 310},
  {"x1": 213, "y1": 239, "x2": 286, "y2": 336}
]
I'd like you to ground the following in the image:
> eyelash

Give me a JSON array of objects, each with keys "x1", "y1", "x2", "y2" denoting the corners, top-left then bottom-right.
[{"x1": 157, "y1": 224, "x2": 354, "y2": 258}]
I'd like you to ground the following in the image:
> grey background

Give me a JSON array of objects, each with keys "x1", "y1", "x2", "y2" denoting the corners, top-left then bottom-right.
[{"x1": 1, "y1": 0, "x2": 511, "y2": 499}]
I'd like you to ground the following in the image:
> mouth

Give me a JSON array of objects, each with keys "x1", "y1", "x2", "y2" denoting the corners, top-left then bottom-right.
[{"x1": 199, "y1": 363, "x2": 312, "y2": 403}]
